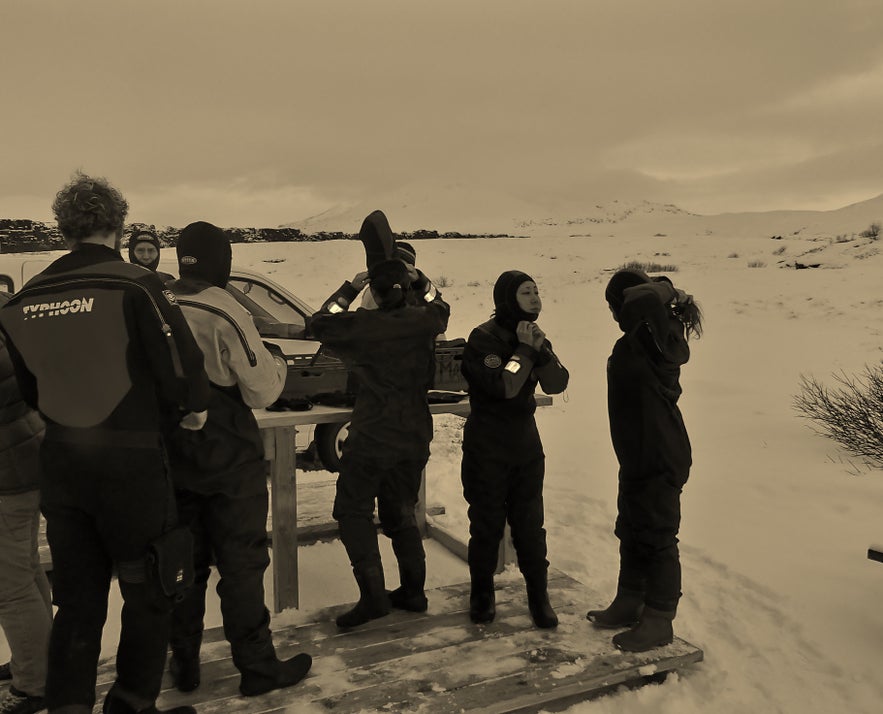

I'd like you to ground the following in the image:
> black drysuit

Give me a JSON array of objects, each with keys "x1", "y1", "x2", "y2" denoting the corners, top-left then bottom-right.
[
  {"x1": 608, "y1": 281, "x2": 692, "y2": 612},
  {"x1": 460, "y1": 319, "x2": 569, "y2": 580},
  {"x1": 311, "y1": 279, "x2": 449, "y2": 574},
  {"x1": 0, "y1": 244, "x2": 209, "y2": 710}
]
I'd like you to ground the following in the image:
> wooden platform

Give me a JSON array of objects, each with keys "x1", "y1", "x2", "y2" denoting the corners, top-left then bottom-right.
[{"x1": 91, "y1": 569, "x2": 703, "y2": 713}]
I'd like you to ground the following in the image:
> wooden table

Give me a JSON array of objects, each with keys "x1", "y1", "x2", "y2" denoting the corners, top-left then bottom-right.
[{"x1": 254, "y1": 395, "x2": 553, "y2": 613}]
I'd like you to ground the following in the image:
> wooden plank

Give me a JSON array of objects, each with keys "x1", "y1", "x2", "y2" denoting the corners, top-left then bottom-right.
[
  {"x1": 93, "y1": 570, "x2": 702, "y2": 713},
  {"x1": 270, "y1": 425, "x2": 298, "y2": 612},
  {"x1": 868, "y1": 544, "x2": 883, "y2": 564}
]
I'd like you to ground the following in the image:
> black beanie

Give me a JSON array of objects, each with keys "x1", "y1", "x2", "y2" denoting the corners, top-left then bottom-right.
[
  {"x1": 493, "y1": 270, "x2": 538, "y2": 328},
  {"x1": 605, "y1": 269, "x2": 651, "y2": 313},
  {"x1": 395, "y1": 241, "x2": 417, "y2": 266},
  {"x1": 127, "y1": 230, "x2": 161, "y2": 271},
  {"x1": 369, "y1": 259, "x2": 411, "y2": 310},
  {"x1": 177, "y1": 221, "x2": 232, "y2": 288}
]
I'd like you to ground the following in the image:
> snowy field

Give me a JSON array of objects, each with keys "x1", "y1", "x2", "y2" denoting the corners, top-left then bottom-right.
[{"x1": 2, "y1": 215, "x2": 882, "y2": 713}]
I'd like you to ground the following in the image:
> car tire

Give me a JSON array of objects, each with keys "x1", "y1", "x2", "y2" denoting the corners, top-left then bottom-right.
[{"x1": 314, "y1": 421, "x2": 349, "y2": 472}]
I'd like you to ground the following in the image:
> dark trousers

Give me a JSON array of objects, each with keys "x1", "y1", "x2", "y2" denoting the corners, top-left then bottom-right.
[
  {"x1": 332, "y1": 453, "x2": 427, "y2": 570},
  {"x1": 170, "y1": 486, "x2": 275, "y2": 674},
  {"x1": 614, "y1": 469, "x2": 687, "y2": 612},
  {"x1": 460, "y1": 448, "x2": 548, "y2": 580},
  {"x1": 40, "y1": 440, "x2": 175, "y2": 711}
]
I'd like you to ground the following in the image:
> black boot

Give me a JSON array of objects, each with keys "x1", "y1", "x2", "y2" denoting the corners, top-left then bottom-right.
[
  {"x1": 586, "y1": 588, "x2": 644, "y2": 629},
  {"x1": 239, "y1": 652, "x2": 313, "y2": 697},
  {"x1": 612, "y1": 606, "x2": 675, "y2": 652},
  {"x1": 469, "y1": 575, "x2": 496, "y2": 624},
  {"x1": 103, "y1": 691, "x2": 196, "y2": 714},
  {"x1": 169, "y1": 648, "x2": 200, "y2": 693},
  {"x1": 389, "y1": 528, "x2": 429, "y2": 613},
  {"x1": 524, "y1": 571, "x2": 558, "y2": 629},
  {"x1": 389, "y1": 560, "x2": 428, "y2": 613},
  {"x1": 336, "y1": 563, "x2": 390, "y2": 628}
]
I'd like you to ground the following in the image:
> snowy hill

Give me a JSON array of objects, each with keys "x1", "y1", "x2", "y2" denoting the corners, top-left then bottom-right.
[{"x1": 285, "y1": 183, "x2": 883, "y2": 243}]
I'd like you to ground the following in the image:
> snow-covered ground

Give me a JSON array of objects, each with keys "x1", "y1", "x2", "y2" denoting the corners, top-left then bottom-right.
[{"x1": 2, "y1": 214, "x2": 882, "y2": 713}]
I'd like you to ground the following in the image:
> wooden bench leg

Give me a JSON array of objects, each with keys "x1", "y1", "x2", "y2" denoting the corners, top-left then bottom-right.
[{"x1": 270, "y1": 425, "x2": 299, "y2": 613}]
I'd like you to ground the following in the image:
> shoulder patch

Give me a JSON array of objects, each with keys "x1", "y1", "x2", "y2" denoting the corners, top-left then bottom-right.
[
  {"x1": 483, "y1": 354, "x2": 502, "y2": 369},
  {"x1": 162, "y1": 290, "x2": 178, "y2": 305}
]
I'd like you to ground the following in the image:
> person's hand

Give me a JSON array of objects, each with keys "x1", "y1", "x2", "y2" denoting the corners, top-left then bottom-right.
[
  {"x1": 517, "y1": 321, "x2": 545, "y2": 350},
  {"x1": 350, "y1": 270, "x2": 370, "y2": 291},
  {"x1": 180, "y1": 410, "x2": 207, "y2": 431}
]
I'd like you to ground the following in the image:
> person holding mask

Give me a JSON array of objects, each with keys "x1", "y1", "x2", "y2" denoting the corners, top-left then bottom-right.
[
  {"x1": 587, "y1": 269, "x2": 701, "y2": 652},
  {"x1": 311, "y1": 252, "x2": 450, "y2": 629},
  {"x1": 460, "y1": 271, "x2": 569, "y2": 629},
  {"x1": 164, "y1": 222, "x2": 312, "y2": 696},
  {"x1": 0, "y1": 172, "x2": 210, "y2": 714}
]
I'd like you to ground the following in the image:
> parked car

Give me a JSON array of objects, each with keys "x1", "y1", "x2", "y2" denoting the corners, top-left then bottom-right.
[{"x1": 0, "y1": 263, "x2": 467, "y2": 472}]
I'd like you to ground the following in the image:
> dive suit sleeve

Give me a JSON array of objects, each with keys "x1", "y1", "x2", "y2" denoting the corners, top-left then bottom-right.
[
  {"x1": 462, "y1": 325, "x2": 539, "y2": 400},
  {"x1": 135, "y1": 274, "x2": 210, "y2": 414}
]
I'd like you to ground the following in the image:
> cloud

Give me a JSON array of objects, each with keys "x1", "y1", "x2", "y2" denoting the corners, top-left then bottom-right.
[{"x1": 2, "y1": 0, "x2": 883, "y2": 223}]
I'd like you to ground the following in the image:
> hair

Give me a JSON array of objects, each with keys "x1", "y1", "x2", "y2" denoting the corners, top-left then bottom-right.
[
  {"x1": 52, "y1": 171, "x2": 129, "y2": 242},
  {"x1": 673, "y1": 300, "x2": 703, "y2": 340}
]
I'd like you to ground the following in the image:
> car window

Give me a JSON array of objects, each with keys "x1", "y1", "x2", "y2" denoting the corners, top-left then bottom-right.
[{"x1": 228, "y1": 277, "x2": 307, "y2": 330}]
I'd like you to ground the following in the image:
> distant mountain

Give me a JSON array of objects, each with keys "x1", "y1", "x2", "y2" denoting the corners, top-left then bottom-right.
[{"x1": 285, "y1": 184, "x2": 883, "y2": 240}]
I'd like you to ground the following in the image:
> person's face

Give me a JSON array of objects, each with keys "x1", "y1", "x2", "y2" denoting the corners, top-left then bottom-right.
[
  {"x1": 516, "y1": 281, "x2": 542, "y2": 316},
  {"x1": 133, "y1": 243, "x2": 158, "y2": 266}
]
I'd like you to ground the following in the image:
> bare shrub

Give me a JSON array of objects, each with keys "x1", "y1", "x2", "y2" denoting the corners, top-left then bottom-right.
[
  {"x1": 772, "y1": 245, "x2": 786, "y2": 255},
  {"x1": 728, "y1": 252, "x2": 739, "y2": 259},
  {"x1": 617, "y1": 259, "x2": 678, "y2": 273},
  {"x1": 793, "y1": 367, "x2": 883, "y2": 467},
  {"x1": 859, "y1": 222, "x2": 880, "y2": 240},
  {"x1": 747, "y1": 259, "x2": 766, "y2": 268},
  {"x1": 436, "y1": 275, "x2": 451, "y2": 287}
]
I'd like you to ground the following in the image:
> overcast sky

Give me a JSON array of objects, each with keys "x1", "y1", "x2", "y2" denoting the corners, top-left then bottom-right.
[{"x1": 2, "y1": 0, "x2": 882, "y2": 227}]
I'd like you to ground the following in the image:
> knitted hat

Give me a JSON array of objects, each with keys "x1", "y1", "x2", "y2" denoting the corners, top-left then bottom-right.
[
  {"x1": 128, "y1": 229, "x2": 161, "y2": 271},
  {"x1": 395, "y1": 241, "x2": 417, "y2": 266},
  {"x1": 176, "y1": 221, "x2": 232, "y2": 288},
  {"x1": 369, "y1": 259, "x2": 411, "y2": 310},
  {"x1": 493, "y1": 270, "x2": 538, "y2": 327},
  {"x1": 605, "y1": 269, "x2": 650, "y2": 313}
]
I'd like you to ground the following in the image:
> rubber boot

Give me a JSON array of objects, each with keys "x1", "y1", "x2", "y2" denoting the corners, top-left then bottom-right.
[
  {"x1": 103, "y1": 690, "x2": 196, "y2": 714},
  {"x1": 524, "y1": 572, "x2": 558, "y2": 629},
  {"x1": 389, "y1": 560, "x2": 428, "y2": 613},
  {"x1": 611, "y1": 606, "x2": 675, "y2": 652},
  {"x1": 586, "y1": 588, "x2": 645, "y2": 629},
  {"x1": 469, "y1": 575, "x2": 496, "y2": 624},
  {"x1": 239, "y1": 652, "x2": 313, "y2": 697},
  {"x1": 169, "y1": 648, "x2": 201, "y2": 693},
  {"x1": 389, "y1": 527, "x2": 428, "y2": 612},
  {"x1": 336, "y1": 564, "x2": 390, "y2": 628}
]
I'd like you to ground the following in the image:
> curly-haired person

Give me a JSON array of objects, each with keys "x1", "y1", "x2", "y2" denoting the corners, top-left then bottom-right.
[{"x1": 0, "y1": 172, "x2": 211, "y2": 714}]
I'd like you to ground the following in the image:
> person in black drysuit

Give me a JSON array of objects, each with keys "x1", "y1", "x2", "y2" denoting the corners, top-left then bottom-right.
[
  {"x1": 460, "y1": 270, "x2": 569, "y2": 628},
  {"x1": 587, "y1": 268, "x2": 702, "y2": 652},
  {"x1": 311, "y1": 257, "x2": 450, "y2": 629},
  {"x1": 0, "y1": 173, "x2": 210, "y2": 714},
  {"x1": 162, "y1": 222, "x2": 312, "y2": 696}
]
